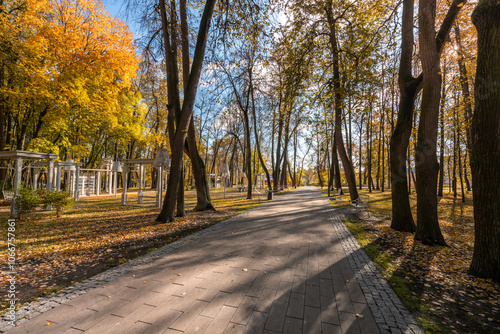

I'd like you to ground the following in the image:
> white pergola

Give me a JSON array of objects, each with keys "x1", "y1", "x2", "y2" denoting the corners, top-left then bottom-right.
[
  {"x1": 121, "y1": 149, "x2": 170, "y2": 208},
  {"x1": 0, "y1": 150, "x2": 57, "y2": 215}
]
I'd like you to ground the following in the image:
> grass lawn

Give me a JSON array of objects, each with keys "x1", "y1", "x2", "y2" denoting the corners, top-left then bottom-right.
[
  {"x1": 0, "y1": 187, "x2": 271, "y2": 313},
  {"x1": 321, "y1": 186, "x2": 500, "y2": 334}
]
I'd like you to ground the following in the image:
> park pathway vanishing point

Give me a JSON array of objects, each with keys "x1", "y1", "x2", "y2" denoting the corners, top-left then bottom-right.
[{"x1": 5, "y1": 186, "x2": 423, "y2": 334}]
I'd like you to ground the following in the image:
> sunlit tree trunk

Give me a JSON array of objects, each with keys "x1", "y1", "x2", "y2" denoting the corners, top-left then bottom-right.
[
  {"x1": 325, "y1": 3, "x2": 358, "y2": 201},
  {"x1": 390, "y1": 0, "x2": 417, "y2": 232},
  {"x1": 157, "y1": 0, "x2": 217, "y2": 222}
]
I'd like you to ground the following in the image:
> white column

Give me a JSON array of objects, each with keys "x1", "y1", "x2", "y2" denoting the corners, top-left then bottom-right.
[
  {"x1": 47, "y1": 160, "x2": 53, "y2": 193},
  {"x1": 121, "y1": 164, "x2": 128, "y2": 205},
  {"x1": 45, "y1": 160, "x2": 54, "y2": 210},
  {"x1": 75, "y1": 166, "x2": 80, "y2": 201},
  {"x1": 56, "y1": 167, "x2": 61, "y2": 191},
  {"x1": 138, "y1": 164, "x2": 143, "y2": 204},
  {"x1": 11, "y1": 158, "x2": 23, "y2": 216},
  {"x1": 96, "y1": 171, "x2": 101, "y2": 196},
  {"x1": 156, "y1": 167, "x2": 163, "y2": 208},
  {"x1": 113, "y1": 171, "x2": 117, "y2": 197},
  {"x1": 32, "y1": 167, "x2": 38, "y2": 191}
]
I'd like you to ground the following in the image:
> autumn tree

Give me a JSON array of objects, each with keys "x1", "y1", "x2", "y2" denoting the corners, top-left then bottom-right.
[{"x1": 0, "y1": 0, "x2": 140, "y2": 168}]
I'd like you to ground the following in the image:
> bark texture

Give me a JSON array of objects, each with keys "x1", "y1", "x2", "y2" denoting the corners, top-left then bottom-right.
[
  {"x1": 469, "y1": 0, "x2": 500, "y2": 281},
  {"x1": 389, "y1": 0, "x2": 417, "y2": 232},
  {"x1": 414, "y1": 0, "x2": 446, "y2": 245}
]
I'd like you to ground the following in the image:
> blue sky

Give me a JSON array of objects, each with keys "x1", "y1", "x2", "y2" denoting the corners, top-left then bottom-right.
[{"x1": 102, "y1": 0, "x2": 141, "y2": 39}]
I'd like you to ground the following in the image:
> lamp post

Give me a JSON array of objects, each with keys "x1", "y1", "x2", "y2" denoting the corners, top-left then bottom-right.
[{"x1": 222, "y1": 162, "x2": 229, "y2": 199}]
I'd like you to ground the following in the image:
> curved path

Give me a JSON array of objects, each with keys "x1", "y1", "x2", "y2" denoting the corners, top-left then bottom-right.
[{"x1": 6, "y1": 186, "x2": 422, "y2": 334}]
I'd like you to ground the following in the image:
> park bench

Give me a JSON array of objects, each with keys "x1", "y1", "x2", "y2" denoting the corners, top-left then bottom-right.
[
  {"x1": 2, "y1": 190, "x2": 14, "y2": 203},
  {"x1": 350, "y1": 194, "x2": 370, "y2": 216},
  {"x1": 331, "y1": 188, "x2": 343, "y2": 200},
  {"x1": 235, "y1": 185, "x2": 246, "y2": 192}
]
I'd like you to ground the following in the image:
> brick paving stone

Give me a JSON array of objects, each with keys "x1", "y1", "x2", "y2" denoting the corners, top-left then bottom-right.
[
  {"x1": 121, "y1": 321, "x2": 151, "y2": 334},
  {"x1": 223, "y1": 323, "x2": 246, "y2": 334},
  {"x1": 264, "y1": 301, "x2": 288, "y2": 332},
  {"x1": 282, "y1": 317, "x2": 303, "y2": 334},
  {"x1": 303, "y1": 306, "x2": 322, "y2": 333},
  {"x1": 204, "y1": 305, "x2": 238, "y2": 334},
  {"x1": 183, "y1": 315, "x2": 213, "y2": 334},
  {"x1": 224, "y1": 284, "x2": 251, "y2": 308},
  {"x1": 231, "y1": 296, "x2": 258, "y2": 325},
  {"x1": 169, "y1": 300, "x2": 209, "y2": 331},
  {"x1": 243, "y1": 311, "x2": 268, "y2": 334},
  {"x1": 322, "y1": 322, "x2": 342, "y2": 334},
  {"x1": 254, "y1": 288, "x2": 277, "y2": 313},
  {"x1": 320, "y1": 295, "x2": 340, "y2": 325},
  {"x1": 97, "y1": 304, "x2": 155, "y2": 333},
  {"x1": 286, "y1": 292, "x2": 305, "y2": 319},
  {"x1": 305, "y1": 285, "x2": 321, "y2": 308},
  {"x1": 200, "y1": 291, "x2": 232, "y2": 318},
  {"x1": 141, "y1": 310, "x2": 182, "y2": 334}
]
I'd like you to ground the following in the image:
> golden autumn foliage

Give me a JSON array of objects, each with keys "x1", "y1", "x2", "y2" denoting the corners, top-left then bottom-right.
[{"x1": 0, "y1": 0, "x2": 141, "y2": 158}]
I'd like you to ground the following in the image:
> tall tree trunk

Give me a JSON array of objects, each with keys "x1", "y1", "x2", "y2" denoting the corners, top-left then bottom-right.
[
  {"x1": 389, "y1": 0, "x2": 417, "y2": 232},
  {"x1": 464, "y1": 150, "x2": 470, "y2": 191},
  {"x1": 333, "y1": 135, "x2": 343, "y2": 193},
  {"x1": 414, "y1": 0, "x2": 446, "y2": 245},
  {"x1": 157, "y1": 0, "x2": 217, "y2": 222},
  {"x1": 458, "y1": 127, "x2": 465, "y2": 203},
  {"x1": 243, "y1": 104, "x2": 252, "y2": 199},
  {"x1": 454, "y1": 25, "x2": 473, "y2": 150},
  {"x1": 325, "y1": 4, "x2": 358, "y2": 201},
  {"x1": 438, "y1": 64, "x2": 447, "y2": 197},
  {"x1": 180, "y1": 0, "x2": 213, "y2": 212},
  {"x1": 453, "y1": 105, "x2": 458, "y2": 198},
  {"x1": 358, "y1": 117, "x2": 363, "y2": 190},
  {"x1": 469, "y1": 0, "x2": 500, "y2": 281},
  {"x1": 390, "y1": 0, "x2": 465, "y2": 233},
  {"x1": 250, "y1": 79, "x2": 272, "y2": 196}
]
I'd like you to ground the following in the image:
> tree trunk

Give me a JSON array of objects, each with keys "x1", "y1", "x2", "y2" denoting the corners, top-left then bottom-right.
[
  {"x1": 180, "y1": 0, "x2": 214, "y2": 212},
  {"x1": 157, "y1": 0, "x2": 217, "y2": 222},
  {"x1": 389, "y1": 0, "x2": 417, "y2": 232},
  {"x1": 469, "y1": 0, "x2": 500, "y2": 281},
  {"x1": 414, "y1": 0, "x2": 446, "y2": 246},
  {"x1": 325, "y1": 4, "x2": 358, "y2": 201},
  {"x1": 454, "y1": 25, "x2": 473, "y2": 150},
  {"x1": 438, "y1": 63, "x2": 447, "y2": 197},
  {"x1": 333, "y1": 135, "x2": 343, "y2": 193},
  {"x1": 367, "y1": 106, "x2": 373, "y2": 193},
  {"x1": 390, "y1": 0, "x2": 465, "y2": 232}
]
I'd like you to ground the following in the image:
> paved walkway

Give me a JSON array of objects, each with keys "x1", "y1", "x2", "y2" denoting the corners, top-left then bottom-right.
[{"x1": 6, "y1": 187, "x2": 422, "y2": 334}]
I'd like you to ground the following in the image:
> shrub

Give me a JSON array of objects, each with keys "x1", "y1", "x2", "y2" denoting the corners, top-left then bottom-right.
[
  {"x1": 13, "y1": 186, "x2": 40, "y2": 218},
  {"x1": 42, "y1": 191, "x2": 74, "y2": 217}
]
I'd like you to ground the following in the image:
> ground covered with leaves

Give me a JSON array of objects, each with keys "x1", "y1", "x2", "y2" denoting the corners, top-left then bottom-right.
[
  {"x1": 323, "y1": 187, "x2": 499, "y2": 334},
  {"x1": 0, "y1": 189, "x2": 267, "y2": 313}
]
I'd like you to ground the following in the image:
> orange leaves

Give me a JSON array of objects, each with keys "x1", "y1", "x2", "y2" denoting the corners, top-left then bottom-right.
[{"x1": 1, "y1": 0, "x2": 140, "y2": 156}]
